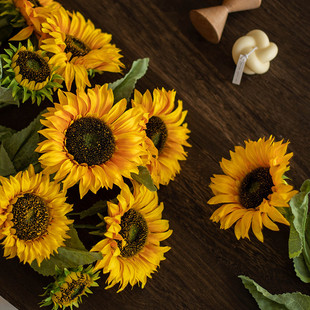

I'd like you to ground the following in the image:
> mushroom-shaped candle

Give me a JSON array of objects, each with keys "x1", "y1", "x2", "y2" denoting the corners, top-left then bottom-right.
[{"x1": 232, "y1": 29, "x2": 278, "y2": 74}]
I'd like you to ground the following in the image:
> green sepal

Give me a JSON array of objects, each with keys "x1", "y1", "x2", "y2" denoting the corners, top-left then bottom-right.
[
  {"x1": 52, "y1": 74, "x2": 64, "y2": 80},
  {"x1": 239, "y1": 275, "x2": 310, "y2": 310},
  {"x1": 1, "y1": 75, "x2": 12, "y2": 85},
  {"x1": 131, "y1": 165, "x2": 157, "y2": 191},
  {"x1": 3, "y1": 48, "x2": 13, "y2": 58},
  {"x1": 39, "y1": 87, "x2": 53, "y2": 102}
]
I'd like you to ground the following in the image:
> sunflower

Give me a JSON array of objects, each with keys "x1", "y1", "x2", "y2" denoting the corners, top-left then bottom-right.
[
  {"x1": 91, "y1": 182, "x2": 172, "y2": 292},
  {"x1": 36, "y1": 84, "x2": 147, "y2": 198},
  {"x1": 208, "y1": 136, "x2": 298, "y2": 242},
  {"x1": 40, "y1": 265, "x2": 100, "y2": 310},
  {"x1": 0, "y1": 165, "x2": 73, "y2": 266},
  {"x1": 0, "y1": 41, "x2": 63, "y2": 105},
  {"x1": 40, "y1": 7, "x2": 124, "y2": 91},
  {"x1": 132, "y1": 88, "x2": 191, "y2": 187},
  {"x1": 8, "y1": 0, "x2": 61, "y2": 41}
]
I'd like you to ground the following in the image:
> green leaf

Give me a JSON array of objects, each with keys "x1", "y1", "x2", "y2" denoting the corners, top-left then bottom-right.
[
  {"x1": 30, "y1": 226, "x2": 102, "y2": 276},
  {"x1": 131, "y1": 166, "x2": 157, "y2": 191},
  {"x1": 79, "y1": 200, "x2": 108, "y2": 219},
  {"x1": 0, "y1": 125, "x2": 16, "y2": 142},
  {"x1": 2, "y1": 111, "x2": 44, "y2": 172},
  {"x1": 288, "y1": 180, "x2": 310, "y2": 257},
  {"x1": 63, "y1": 225, "x2": 86, "y2": 251},
  {"x1": 287, "y1": 180, "x2": 310, "y2": 282},
  {"x1": 0, "y1": 57, "x2": 2, "y2": 80},
  {"x1": 239, "y1": 275, "x2": 310, "y2": 310},
  {"x1": 0, "y1": 144, "x2": 16, "y2": 176},
  {"x1": 109, "y1": 58, "x2": 149, "y2": 102},
  {"x1": 0, "y1": 86, "x2": 19, "y2": 108},
  {"x1": 31, "y1": 248, "x2": 102, "y2": 277},
  {"x1": 293, "y1": 254, "x2": 310, "y2": 283}
]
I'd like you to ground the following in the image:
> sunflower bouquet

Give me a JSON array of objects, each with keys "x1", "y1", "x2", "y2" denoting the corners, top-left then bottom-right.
[{"x1": 0, "y1": 1, "x2": 190, "y2": 309}]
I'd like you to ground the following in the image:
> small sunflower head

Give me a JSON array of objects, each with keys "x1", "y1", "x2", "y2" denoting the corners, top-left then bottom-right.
[
  {"x1": 0, "y1": 40, "x2": 63, "y2": 105},
  {"x1": 40, "y1": 266, "x2": 100, "y2": 310}
]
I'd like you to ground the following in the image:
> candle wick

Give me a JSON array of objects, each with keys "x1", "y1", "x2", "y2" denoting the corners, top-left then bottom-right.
[{"x1": 244, "y1": 46, "x2": 258, "y2": 59}]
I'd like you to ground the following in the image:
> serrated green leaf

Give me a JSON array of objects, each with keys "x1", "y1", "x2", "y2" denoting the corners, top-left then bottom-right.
[
  {"x1": 288, "y1": 180, "x2": 310, "y2": 258},
  {"x1": 0, "y1": 144, "x2": 16, "y2": 176},
  {"x1": 293, "y1": 254, "x2": 310, "y2": 283},
  {"x1": 131, "y1": 166, "x2": 157, "y2": 191},
  {"x1": 30, "y1": 226, "x2": 102, "y2": 276},
  {"x1": 239, "y1": 275, "x2": 310, "y2": 310},
  {"x1": 2, "y1": 112, "x2": 43, "y2": 172},
  {"x1": 287, "y1": 180, "x2": 310, "y2": 282},
  {"x1": 0, "y1": 86, "x2": 19, "y2": 108},
  {"x1": 109, "y1": 58, "x2": 149, "y2": 102}
]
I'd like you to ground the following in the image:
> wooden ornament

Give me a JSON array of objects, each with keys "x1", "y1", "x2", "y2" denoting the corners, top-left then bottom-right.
[{"x1": 190, "y1": 0, "x2": 262, "y2": 44}]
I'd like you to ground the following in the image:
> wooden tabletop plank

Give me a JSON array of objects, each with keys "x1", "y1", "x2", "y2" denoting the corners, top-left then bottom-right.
[{"x1": 0, "y1": 0, "x2": 309, "y2": 309}]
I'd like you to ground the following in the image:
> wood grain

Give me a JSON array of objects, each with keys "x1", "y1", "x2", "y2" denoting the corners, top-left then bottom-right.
[{"x1": 0, "y1": 0, "x2": 310, "y2": 309}]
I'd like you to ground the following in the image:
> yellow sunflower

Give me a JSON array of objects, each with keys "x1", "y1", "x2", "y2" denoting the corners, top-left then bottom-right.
[
  {"x1": 132, "y1": 88, "x2": 191, "y2": 187},
  {"x1": 0, "y1": 165, "x2": 73, "y2": 266},
  {"x1": 36, "y1": 84, "x2": 147, "y2": 198},
  {"x1": 40, "y1": 7, "x2": 124, "y2": 91},
  {"x1": 9, "y1": 0, "x2": 61, "y2": 41},
  {"x1": 41, "y1": 265, "x2": 100, "y2": 310},
  {"x1": 0, "y1": 41, "x2": 62, "y2": 104},
  {"x1": 91, "y1": 182, "x2": 172, "y2": 292},
  {"x1": 208, "y1": 136, "x2": 298, "y2": 242}
]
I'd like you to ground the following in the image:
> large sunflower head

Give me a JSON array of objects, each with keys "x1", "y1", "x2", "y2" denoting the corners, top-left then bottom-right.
[
  {"x1": 132, "y1": 88, "x2": 191, "y2": 187},
  {"x1": 0, "y1": 41, "x2": 63, "y2": 105},
  {"x1": 36, "y1": 84, "x2": 147, "y2": 198},
  {"x1": 9, "y1": 0, "x2": 61, "y2": 41},
  {"x1": 208, "y1": 136, "x2": 298, "y2": 242},
  {"x1": 91, "y1": 182, "x2": 172, "y2": 292},
  {"x1": 40, "y1": 7, "x2": 124, "y2": 91},
  {"x1": 0, "y1": 165, "x2": 73, "y2": 266},
  {"x1": 40, "y1": 265, "x2": 100, "y2": 310}
]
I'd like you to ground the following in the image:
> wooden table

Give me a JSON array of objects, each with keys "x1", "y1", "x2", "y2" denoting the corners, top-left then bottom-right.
[{"x1": 0, "y1": 0, "x2": 310, "y2": 309}]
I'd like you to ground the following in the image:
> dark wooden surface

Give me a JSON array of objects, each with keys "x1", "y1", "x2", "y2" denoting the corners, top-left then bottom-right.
[{"x1": 1, "y1": 0, "x2": 310, "y2": 309}]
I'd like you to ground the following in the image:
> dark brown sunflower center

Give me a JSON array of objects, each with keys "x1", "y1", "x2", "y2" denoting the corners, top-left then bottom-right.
[
  {"x1": 239, "y1": 167, "x2": 274, "y2": 209},
  {"x1": 56, "y1": 274, "x2": 89, "y2": 305},
  {"x1": 146, "y1": 116, "x2": 167, "y2": 153},
  {"x1": 65, "y1": 35, "x2": 90, "y2": 58},
  {"x1": 12, "y1": 193, "x2": 49, "y2": 241},
  {"x1": 65, "y1": 117, "x2": 115, "y2": 166},
  {"x1": 29, "y1": 0, "x2": 41, "y2": 7},
  {"x1": 15, "y1": 50, "x2": 51, "y2": 83},
  {"x1": 117, "y1": 209, "x2": 148, "y2": 258}
]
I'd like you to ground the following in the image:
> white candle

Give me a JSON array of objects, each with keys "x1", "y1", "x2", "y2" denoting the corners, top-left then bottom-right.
[{"x1": 232, "y1": 29, "x2": 278, "y2": 74}]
